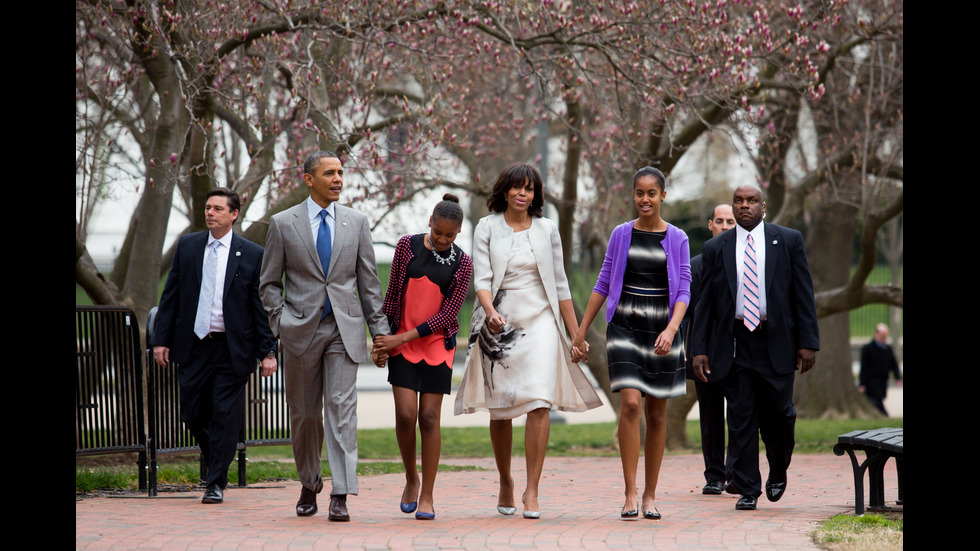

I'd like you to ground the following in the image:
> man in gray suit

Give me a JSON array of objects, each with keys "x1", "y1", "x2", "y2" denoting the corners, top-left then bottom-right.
[{"x1": 260, "y1": 151, "x2": 389, "y2": 521}]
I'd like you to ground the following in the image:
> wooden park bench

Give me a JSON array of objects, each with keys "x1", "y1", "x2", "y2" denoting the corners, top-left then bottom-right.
[{"x1": 833, "y1": 427, "x2": 903, "y2": 515}]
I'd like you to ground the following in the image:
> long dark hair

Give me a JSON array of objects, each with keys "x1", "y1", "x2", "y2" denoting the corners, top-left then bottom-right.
[{"x1": 486, "y1": 163, "x2": 544, "y2": 218}]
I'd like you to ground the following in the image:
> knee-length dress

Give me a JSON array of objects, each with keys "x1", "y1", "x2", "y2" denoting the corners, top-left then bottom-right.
[
  {"x1": 382, "y1": 234, "x2": 473, "y2": 395},
  {"x1": 606, "y1": 229, "x2": 686, "y2": 398},
  {"x1": 455, "y1": 217, "x2": 602, "y2": 420}
]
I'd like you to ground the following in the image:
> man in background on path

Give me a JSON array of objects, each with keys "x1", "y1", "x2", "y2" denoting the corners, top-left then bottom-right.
[{"x1": 682, "y1": 204, "x2": 735, "y2": 496}]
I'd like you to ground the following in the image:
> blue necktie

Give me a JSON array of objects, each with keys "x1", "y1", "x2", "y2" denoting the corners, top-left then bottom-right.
[{"x1": 318, "y1": 209, "x2": 333, "y2": 319}]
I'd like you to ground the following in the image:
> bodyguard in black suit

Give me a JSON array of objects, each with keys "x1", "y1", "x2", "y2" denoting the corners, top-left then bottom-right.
[
  {"x1": 692, "y1": 185, "x2": 819, "y2": 511},
  {"x1": 681, "y1": 204, "x2": 735, "y2": 495},
  {"x1": 153, "y1": 188, "x2": 277, "y2": 504}
]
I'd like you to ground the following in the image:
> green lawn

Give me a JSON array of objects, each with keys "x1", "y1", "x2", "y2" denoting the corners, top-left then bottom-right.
[{"x1": 77, "y1": 418, "x2": 902, "y2": 492}]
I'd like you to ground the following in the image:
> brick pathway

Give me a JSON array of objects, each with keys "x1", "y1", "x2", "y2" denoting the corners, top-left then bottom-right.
[{"x1": 76, "y1": 452, "x2": 897, "y2": 550}]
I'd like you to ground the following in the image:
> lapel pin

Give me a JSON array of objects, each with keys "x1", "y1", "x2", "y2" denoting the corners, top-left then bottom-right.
[
  {"x1": 772, "y1": 240, "x2": 778, "y2": 245},
  {"x1": 236, "y1": 251, "x2": 241, "y2": 256},
  {"x1": 342, "y1": 222, "x2": 348, "y2": 226}
]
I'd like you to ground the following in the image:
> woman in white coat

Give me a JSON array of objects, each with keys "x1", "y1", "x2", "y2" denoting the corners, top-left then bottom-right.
[{"x1": 455, "y1": 163, "x2": 601, "y2": 519}]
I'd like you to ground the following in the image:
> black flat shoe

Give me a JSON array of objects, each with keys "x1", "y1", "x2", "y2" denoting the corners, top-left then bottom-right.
[
  {"x1": 621, "y1": 508, "x2": 639, "y2": 519},
  {"x1": 642, "y1": 507, "x2": 661, "y2": 520}
]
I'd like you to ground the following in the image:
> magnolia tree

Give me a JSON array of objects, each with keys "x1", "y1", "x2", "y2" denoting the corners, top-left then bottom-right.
[{"x1": 77, "y1": 0, "x2": 902, "y2": 421}]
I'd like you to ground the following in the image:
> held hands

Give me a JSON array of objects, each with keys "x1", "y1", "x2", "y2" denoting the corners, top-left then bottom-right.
[
  {"x1": 570, "y1": 333, "x2": 589, "y2": 363},
  {"x1": 371, "y1": 335, "x2": 389, "y2": 368},
  {"x1": 373, "y1": 334, "x2": 404, "y2": 354}
]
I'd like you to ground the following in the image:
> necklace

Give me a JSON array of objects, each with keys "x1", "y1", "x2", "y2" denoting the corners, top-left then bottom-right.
[{"x1": 426, "y1": 235, "x2": 456, "y2": 265}]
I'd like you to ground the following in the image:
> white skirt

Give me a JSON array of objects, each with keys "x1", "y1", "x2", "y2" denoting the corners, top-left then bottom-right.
[{"x1": 454, "y1": 230, "x2": 601, "y2": 419}]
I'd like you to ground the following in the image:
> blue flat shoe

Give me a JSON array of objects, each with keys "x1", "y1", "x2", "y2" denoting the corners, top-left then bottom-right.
[
  {"x1": 400, "y1": 501, "x2": 418, "y2": 514},
  {"x1": 415, "y1": 509, "x2": 435, "y2": 520}
]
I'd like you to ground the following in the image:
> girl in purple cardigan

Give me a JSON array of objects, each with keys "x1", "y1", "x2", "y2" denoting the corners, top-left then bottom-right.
[{"x1": 572, "y1": 167, "x2": 691, "y2": 520}]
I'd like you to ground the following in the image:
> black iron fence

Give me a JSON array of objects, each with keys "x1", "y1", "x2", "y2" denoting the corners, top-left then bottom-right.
[
  {"x1": 76, "y1": 305, "x2": 293, "y2": 496},
  {"x1": 75, "y1": 305, "x2": 148, "y2": 490}
]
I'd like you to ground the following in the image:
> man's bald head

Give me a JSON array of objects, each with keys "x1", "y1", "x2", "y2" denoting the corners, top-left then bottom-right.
[{"x1": 708, "y1": 204, "x2": 735, "y2": 237}]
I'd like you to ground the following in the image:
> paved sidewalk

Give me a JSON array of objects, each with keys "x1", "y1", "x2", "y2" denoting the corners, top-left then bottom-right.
[{"x1": 76, "y1": 452, "x2": 898, "y2": 550}]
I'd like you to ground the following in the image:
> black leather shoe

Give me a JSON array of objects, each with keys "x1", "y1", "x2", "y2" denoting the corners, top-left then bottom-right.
[
  {"x1": 296, "y1": 479, "x2": 323, "y2": 517},
  {"x1": 703, "y1": 480, "x2": 725, "y2": 495},
  {"x1": 765, "y1": 478, "x2": 787, "y2": 502},
  {"x1": 202, "y1": 484, "x2": 223, "y2": 504},
  {"x1": 735, "y1": 495, "x2": 758, "y2": 510},
  {"x1": 328, "y1": 494, "x2": 350, "y2": 522}
]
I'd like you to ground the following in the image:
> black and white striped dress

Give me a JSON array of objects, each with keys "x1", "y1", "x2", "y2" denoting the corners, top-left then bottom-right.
[{"x1": 605, "y1": 229, "x2": 686, "y2": 398}]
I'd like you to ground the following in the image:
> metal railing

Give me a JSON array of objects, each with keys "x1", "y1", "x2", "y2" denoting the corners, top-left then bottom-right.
[
  {"x1": 145, "y1": 307, "x2": 292, "y2": 495},
  {"x1": 76, "y1": 305, "x2": 294, "y2": 496},
  {"x1": 75, "y1": 306, "x2": 148, "y2": 490}
]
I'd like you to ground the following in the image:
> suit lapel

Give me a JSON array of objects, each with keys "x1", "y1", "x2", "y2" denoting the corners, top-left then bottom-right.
[
  {"x1": 764, "y1": 223, "x2": 778, "y2": 296},
  {"x1": 289, "y1": 204, "x2": 321, "y2": 272},
  {"x1": 223, "y1": 233, "x2": 244, "y2": 297},
  {"x1": 329, "y1": 206, "x2": 351, "y2": 276},
  {"x1": 722, "y1": 231, "x2": 738, "y2": 302},
  {"x1": 192, "y1": 232, "x2": 208, "y2": 286}
]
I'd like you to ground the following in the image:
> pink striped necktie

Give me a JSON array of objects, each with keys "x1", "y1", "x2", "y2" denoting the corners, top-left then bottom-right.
[{"x1": 743, "y1": 234, "x2": 760, "y2": 331}]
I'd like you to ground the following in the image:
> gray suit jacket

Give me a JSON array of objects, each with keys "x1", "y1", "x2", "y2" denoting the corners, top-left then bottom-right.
[{"x1": 260, "y1": 201, "x2": 388, "y2": 362}]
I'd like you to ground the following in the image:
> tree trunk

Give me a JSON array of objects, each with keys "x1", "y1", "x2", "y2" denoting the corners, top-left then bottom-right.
[{"x1": 793, "y1": 201, "x2": 880, "y2": 418}]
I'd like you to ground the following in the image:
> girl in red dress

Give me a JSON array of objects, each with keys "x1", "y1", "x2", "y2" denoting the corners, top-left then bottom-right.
[{"x1": 375, "y1": 194, "x2": 472, "y2": 520}]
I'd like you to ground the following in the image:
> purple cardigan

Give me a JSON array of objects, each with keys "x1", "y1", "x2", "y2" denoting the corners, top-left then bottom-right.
[{"x1": 593, "y1": 220, "x2": 692, "y2": 323}]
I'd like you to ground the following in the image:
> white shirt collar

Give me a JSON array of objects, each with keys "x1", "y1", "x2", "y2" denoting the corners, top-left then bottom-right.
[
  {"x1": 307, "y1": 196, "x2": 336, "y2": 222},
  {"x1": 207, "y1": 229, "x2": 234, "y2": 249},
  {"x1": 736, "y1": 220, "x2": 765, "y2": 245}
]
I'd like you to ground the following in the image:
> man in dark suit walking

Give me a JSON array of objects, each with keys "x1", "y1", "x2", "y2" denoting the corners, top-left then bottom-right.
[
  {"x1": 682, "y1": 203, "x2": 735, "y2": 495},
  {"x1": 153, "y1": 187, "x2": 278, "y2": 504},
  {"x1": 692, "y1": 184, "x2": 819, "y2": 511}
]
